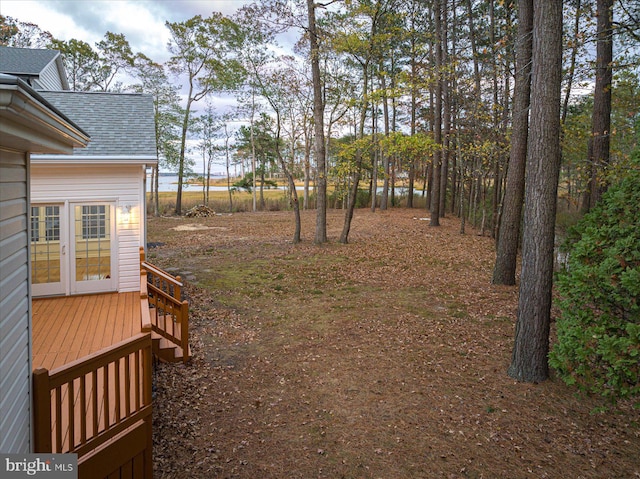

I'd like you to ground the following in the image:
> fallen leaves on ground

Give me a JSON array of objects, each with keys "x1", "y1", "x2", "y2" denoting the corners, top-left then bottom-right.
[{"x1": 148, "y1": 208, "x2": 640, "y2": 479}]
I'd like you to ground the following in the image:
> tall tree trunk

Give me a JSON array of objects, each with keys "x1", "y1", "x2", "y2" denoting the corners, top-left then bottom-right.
[
  {"x1": 224, "y1": 124, "x2": 233, "y2": 213},
  {"x1": 493, "y1": 0, "x2": 533, "y2": 285},
  {"x1": 466, "y1": 0, "x2": 482, "y2": 103},
  {"x1": 341, "y1": 60, "x2": 370, "y2": 244},
  {"x1": 489, "y1": 0, "x2": 500, "y2": 236},
  {"x1": 175, "y1": 93, "x2": 193, "y2": 215},
  {"x1": 380, "y1": 60, "x2": 391, "y2": 211},
  {"x1": 439, "y1": 0, "x2": 450, "y2": 218},
  {"x1": 430, "y1": 0, "x2": 443, "y2": 227},
  {"x1": 272, "y1": 118, "x2": 301, "y2": 243},
  {"x1": 508, "y1": 0, "x2": 563, "y2": 383},
  {"x1": 308, "y1": 0, "x2": 327, "y2": 243},
  {"x1": 251, "y1": 92, "x2": 258, "y2": 212},
  {"x1": 206, "y1": 150, "x2": 211, "y2": 206},
  {"x1": 582, "y1": 0, "x2": 613, "y2": 212},
  {"x1": 407, "y1": 7, "x2": 419, "y2": 209},
  {"x1": 303, "y1": 121, "x2": 311, "y2": 210},
  {"x1": 450, "y1": 0, "x2": 459, "y2": 217},
  {"x1": 561, "y1": 0, "x2": 582, "y2": 124},
  {"x1": 153, "y1": 166, "x2": 159, "y2": 217},
  {"x1": 371, "y1": 89, "x2": 378, "y2": 213}
]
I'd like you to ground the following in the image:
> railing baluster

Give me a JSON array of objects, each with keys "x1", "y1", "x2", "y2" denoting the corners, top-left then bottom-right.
[
  {"x1": 92, "y1": 370, "x2": 98, "y2": 436},
  {"x1": 181, "y1": 300, "x2": 189, "y2": 362},
  {"x1": 55, "y1": 386, "x2": 62, "y2": 453},
  {"x1": 114, "y1": 358, "x2": 121, "y2": 423},
  {"x1": 125, "y1": 353, "x2": 131, "y2": 417},
  {"x1": 80, "y1": 375, "x2": 87, "y2": 444},
  {"x1": 103, "y1": 364, "x2": 109, "y2": 430},
  {"x1": 68, "y1": 379, "x2": 75, "y2": 452},
  {"x1": 134, "y1": 349, "x2": 141, "y2": 411}
]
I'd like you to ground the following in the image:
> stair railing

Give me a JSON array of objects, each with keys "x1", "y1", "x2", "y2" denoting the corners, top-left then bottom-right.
[{"x1": 140, "y1": 247, "x2": 189, "y2": 362}]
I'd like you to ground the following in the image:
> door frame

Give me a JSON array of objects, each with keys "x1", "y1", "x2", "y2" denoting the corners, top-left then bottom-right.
[
  {"x1": 30, "y1": 201, "x2": 118, "y2": 296},
  {"x1": 30, "y1": 202, "x2": 67, "y2": 297},
  {"x1": 69, "y1": 201, "x2": 117, "y2": 295}
]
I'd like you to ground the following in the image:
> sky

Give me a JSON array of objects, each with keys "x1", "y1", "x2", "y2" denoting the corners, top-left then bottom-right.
[
  {"x1": 0, "y1": 0, "x2": 251, "y2": 64},
  {"x1": 0, "y1": 0, "x2": 267, "y2": 172}
]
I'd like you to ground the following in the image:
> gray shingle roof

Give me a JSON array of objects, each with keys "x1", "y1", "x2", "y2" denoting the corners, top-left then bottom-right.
[
  {"x1": 0, "y1": 46, "x2": 59, "y2": 76},
  {"x1": 39, "y1": 91, "x2": 157, "y2": 158}
]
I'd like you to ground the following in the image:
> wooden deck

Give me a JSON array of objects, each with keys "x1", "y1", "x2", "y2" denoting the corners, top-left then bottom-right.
[
  {"x1": 32, "y1": 292, "x2": 142, "y2": 371},
  {"x1": 30, "y1": 259, "x2": 187, "y2": 479}
]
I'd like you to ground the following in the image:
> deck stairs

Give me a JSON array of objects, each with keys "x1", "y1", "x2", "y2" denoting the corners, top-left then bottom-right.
[{"x1": 150, "y1": 314, "x2": 192, "y2": 363}]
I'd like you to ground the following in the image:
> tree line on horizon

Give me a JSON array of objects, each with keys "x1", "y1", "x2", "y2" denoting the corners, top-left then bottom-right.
[{"x1": 2, "y1": 0, "x2": 638, "y2": 396}]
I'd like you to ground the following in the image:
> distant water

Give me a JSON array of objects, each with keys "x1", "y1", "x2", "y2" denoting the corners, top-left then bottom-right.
[
  {"x1": 148, "y1": 174, "x2": 412, "y2": 194},
  {"x1": 148, "y1": 175, "x2": 305, "y2": 193},
  {"x1": 148, "y1": 175, "x2": 226, "y2": 192}
]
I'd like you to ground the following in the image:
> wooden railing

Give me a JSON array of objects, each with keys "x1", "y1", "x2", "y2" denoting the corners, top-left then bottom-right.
[
  {"x1": 140, "y1": 247, "x2": 190, "y2": 362},
  {"x1": 33, "y1": 333, "x2": 153, "y2": 478}
]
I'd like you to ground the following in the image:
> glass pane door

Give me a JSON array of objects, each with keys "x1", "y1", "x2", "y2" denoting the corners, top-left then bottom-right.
[
  {"x1": 72, "y1": 203, "x2": 116, "y2": 293},
  {"x1": 30, "y1": 204, "x2": 65, "y2": 296}
]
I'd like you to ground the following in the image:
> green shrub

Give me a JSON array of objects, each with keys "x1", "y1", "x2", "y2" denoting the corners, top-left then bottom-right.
[{"x1": 549, "y1": 155, "x2": 640, "y2": 403}]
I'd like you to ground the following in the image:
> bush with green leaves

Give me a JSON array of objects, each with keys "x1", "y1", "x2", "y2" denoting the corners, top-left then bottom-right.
[{"x1": 549, "y1": 155, "x2": 640, "y2": 403}]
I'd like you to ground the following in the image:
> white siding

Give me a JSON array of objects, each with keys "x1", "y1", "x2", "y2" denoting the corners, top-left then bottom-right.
[
  {"x1": 30, "y1": 164, "x2": 144, "y2": 293},
  {"x1": 0, "y1": 148, "x2": 31, "y2": 453}
]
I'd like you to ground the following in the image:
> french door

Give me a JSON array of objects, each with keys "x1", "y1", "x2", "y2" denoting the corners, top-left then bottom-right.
[
  {"x1": 30, "y1": 204, "x2": 65, "y2": 296},
  {"x1": 30, "y1": 202, "x2": 116, "y2": 296}
]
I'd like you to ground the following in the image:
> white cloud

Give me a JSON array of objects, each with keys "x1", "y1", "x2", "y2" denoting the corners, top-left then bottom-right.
[
  {"x1": 1, "y1": 0, "x2": 250, "y2": 62},
  {"x1": 1, "y1": 0, "x2": 103, "y2": 45}
]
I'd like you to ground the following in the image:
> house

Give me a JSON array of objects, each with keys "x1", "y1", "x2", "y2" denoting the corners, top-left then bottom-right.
[
  {"x1": 0, "y1": 73, "x2": 89, "y2": 454},
  {"x1": 1, "y1": 45, "x2": 157, "y2": 299},
  {"x1": 30, "y1": 90, "x2": 157, "y2": 297},
  {"x1": 1, "y1": 46, "x2": 188, "y2": 478},
  {"x1": 0, "y1": 45, "x2": 69, "y2": 90}
]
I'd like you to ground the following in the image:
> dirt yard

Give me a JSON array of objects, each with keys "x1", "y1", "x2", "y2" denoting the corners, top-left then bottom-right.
[{"x1": 147, "y1": 208, "x2": 639, "y2": 479}]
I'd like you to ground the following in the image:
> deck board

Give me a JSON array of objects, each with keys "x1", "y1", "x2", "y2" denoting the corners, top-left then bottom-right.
[{"x1": 32, "y1": 293, "x2": 142, "y2": 371}]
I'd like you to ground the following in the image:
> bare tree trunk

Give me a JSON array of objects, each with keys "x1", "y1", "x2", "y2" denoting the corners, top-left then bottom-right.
[
  {"x1": 340, "y1": 61, "x2": 369, "y2": 243},
  {"x1": 430, "y1": 0, "x2": 443, "y2": 227},
  {"x1": 223, "y1": 123, "x2": 233, "y2": 213},
  {"x1": 489, "y1": 0, "x2": 500, "y2": 236},
  {"x1": 509, "y1": 0, "x2": 563, "y2": 383},
  {"x1": 380, "y1": 61, "x2": 391, "y2": 211},
  {"x1": 303, "y1": 122, "x2": 311, "y2": 210},
  {"x1": 152, "y1": 165, "x2": 159, "y2": 217},
  {"x1": 582, "y1": 0, "x2": 613, "y2": 212},
  {"x1": 439, "y1": 0, "x2": 449, "y2": 218},
  {"x1": 175, "y1": 94, "x2": 193, "y2": 216},
  {"x1": 493, "y1": 0, "x2": 533, "y2": 285},
  {"x1": 308, "y1": 0, "x2": 327, "y2": 243},
  {"x1": 561, "y1": 0, "x2": 582, "y2": 124},
  {"x1": 371, "y1": 90, "x2": 378, "y2": 213},
  {"x1": 250, "y1": 91, "x2": 258, "y2": 212}
]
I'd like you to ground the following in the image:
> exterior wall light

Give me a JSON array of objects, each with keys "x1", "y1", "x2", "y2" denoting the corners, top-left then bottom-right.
[{"x1": 120, "y1": 204, "x2": 131, "y2": 224}]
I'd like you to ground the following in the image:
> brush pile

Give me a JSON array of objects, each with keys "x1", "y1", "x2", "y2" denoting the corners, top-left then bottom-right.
[{"x1": 184, "y1": 204, "x2": 215, "y2": 218}]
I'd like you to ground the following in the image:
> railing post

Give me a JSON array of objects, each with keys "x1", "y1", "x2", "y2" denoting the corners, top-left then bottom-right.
[
  {"x1": 174, "y1": 275, "x2": 182, "y2": 302},
  {"x1": 180, "y1": 300, "x2": 189, "y2": 363},
  {"x1": 139, "y1": 246, "x2": 145, "y2": 265},
  {"x1": 32, "y1": 368, "x2": 52, "y2": 453},
  {"x1": 140, "y1": 268, "x2": 152, "y2": 335},
  {"x1": 142, "y1": 337, "x2": 153, "y2": 479}
]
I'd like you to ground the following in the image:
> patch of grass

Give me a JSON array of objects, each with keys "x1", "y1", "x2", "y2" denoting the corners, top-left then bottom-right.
[{"x1": 450, "y1": 307, "x2": 469, "y2": 319}]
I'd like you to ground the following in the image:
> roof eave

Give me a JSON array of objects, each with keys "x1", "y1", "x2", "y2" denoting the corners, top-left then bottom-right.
[
  {"x1": 0, "y1": 77, "x2": 90, "y2": 153},
  {"x1": 30, "y1": 155, "x2": 159, "y2": 166}
]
